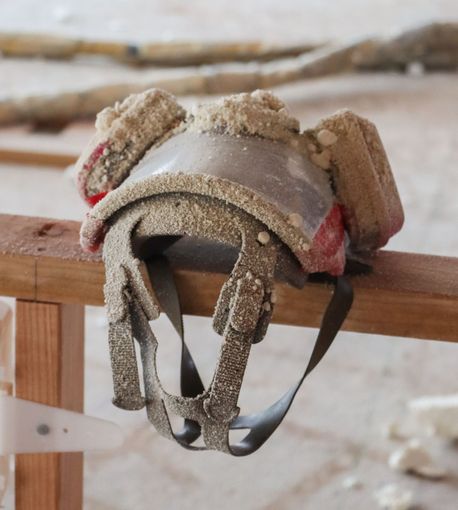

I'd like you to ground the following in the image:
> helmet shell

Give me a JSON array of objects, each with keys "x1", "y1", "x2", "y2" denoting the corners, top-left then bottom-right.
[{"x1": 82, "y1": 130, "x2": 346, "y2": 275}]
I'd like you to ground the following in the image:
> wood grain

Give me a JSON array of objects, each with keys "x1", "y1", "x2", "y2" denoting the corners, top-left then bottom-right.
[
  {"x1": 1, "y1": 213, "x2": 458, "y2": 342},
  {"x1": 0, "y1": 301, "x2": 13, "y2": 384},
  {"x1": 15, "y1": 301, "x2": 84, "y2": 510},
  {"x1": 0, "y1": 148, "x2": 76, "y2": 168}
]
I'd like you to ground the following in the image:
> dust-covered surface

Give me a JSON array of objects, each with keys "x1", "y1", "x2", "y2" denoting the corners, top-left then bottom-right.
[
  {"x1": 78, "y1": 88, "x2": 185, "y2": 198},
  {"x1": 1, "y1": 1, "x2": 458, "y2": 509},
  {"x1": 186, "y1": 90, "x2": 300, "y2": 145},
  {"x1": 0, "y1": 214, "x2": 101, "y2": 261}
]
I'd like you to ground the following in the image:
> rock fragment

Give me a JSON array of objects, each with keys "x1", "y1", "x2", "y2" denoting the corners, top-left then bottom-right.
[
  {"x1": 257, "y1": 231, "x2": 270, "y2": 245},
  {"x1": 388, "y1": 439, "x2": 447, "y2": 479},
  {"x1": 408, "y1": 394, "x2": 458, "y2": 439},
  {"x1": 341, "y1": 475, "x2": 362, "y2": 490},
  {"x1": 317, "y1": 128, "x2": 338, "y2": 146},
  {"x1": 374, "y1": 484, "x2": 413, "y2": 510},
  {"x1": 310, "y1": 149, "x2": 331, "y2": 169}
]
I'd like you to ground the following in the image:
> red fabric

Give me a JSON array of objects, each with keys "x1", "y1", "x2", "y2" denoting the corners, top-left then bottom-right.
[
  {"x1": 83, "y1": 142, "x2": 108, "y2": 171},
  {"x1": 77, "y1": 141, "x2": 109, "y2": 202},
  {"x1": 299, "y1": 203, "x2": 346, "y2": 275},
  {"x1": 86, "y1": 191, "x2": 109, "y2": 207}
]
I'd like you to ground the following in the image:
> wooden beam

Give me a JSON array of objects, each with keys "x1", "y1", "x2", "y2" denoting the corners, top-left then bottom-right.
[
  {"x1": 0, "y1": 148, "x2": 76, "y2": 168},
  {"x1": 1, "y1": 213, "x2": 458, "y2": 342},
  {"x1": 15, "y1": 300, "x2": 84, "y2": 510},
  {"x1": 0, "y1": 122, "x2": 91, "y2": 168}
]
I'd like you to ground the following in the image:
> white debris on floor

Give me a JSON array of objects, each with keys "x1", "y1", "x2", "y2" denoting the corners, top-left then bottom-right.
[
  {"x1": 341, "y1": 475, "x2": 363, "y2": 490},
  {"x1": 374, "y1": 484, "x2": 413, "y2": 510},
  {"x1": 388, "y1": 439, "x2": 447, "y2": 480},
  {"x1": 408, "y1": 394, "x2": 458, "y2": 439},
  {"x1": 405, "y1": 61, "x2": 425, "y2": 78},
  {"x1": 382, "y1": 421, "x2": 403, "y2": 440}
]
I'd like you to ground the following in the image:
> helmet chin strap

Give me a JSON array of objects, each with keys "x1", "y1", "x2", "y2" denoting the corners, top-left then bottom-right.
[
  {"x1": 103, "y1": 194, "x2": 354, "y2": 455},
  {"x1": 132, "y1": 255, "x2": 353, "y2": 455}
]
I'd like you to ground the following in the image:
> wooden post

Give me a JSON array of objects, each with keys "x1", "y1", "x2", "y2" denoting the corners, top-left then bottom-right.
[{"x1": 15, "y1": 301, "x2": 85, "y2": 510}]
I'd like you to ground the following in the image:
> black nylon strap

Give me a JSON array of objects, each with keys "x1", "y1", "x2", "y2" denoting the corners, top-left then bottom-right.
[
  {"x1": 143, "y1": 256, "x2": 354, "y2": 455},
  {"x1": 146, "y1": 256, "x2": 204, "y2": 445},
  {"x1": 228, "y1": 276, "x2": 353, "y2": 455}
]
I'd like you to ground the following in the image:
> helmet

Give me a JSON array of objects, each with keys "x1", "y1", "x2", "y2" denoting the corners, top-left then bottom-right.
[{"x1": 77, "y1": 89, "x2": 403, "y2": 455}]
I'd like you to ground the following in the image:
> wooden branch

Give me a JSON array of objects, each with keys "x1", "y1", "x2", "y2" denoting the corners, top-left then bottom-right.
[
  {"x1": 15, "y1": 300, "x2": 84, "y2": 510},
  {"x1": 0, "y1": 214, "x2": 457, "y2": 342},
  {"x1": 0, "y1": 38, "x2": 376, "y2": 126},
  {"x1": 0, "y1": 22, "x2": 456, "y2": 126},
  {"x1": 0, "y1": 32, "x2": 320, "y2": 66}
]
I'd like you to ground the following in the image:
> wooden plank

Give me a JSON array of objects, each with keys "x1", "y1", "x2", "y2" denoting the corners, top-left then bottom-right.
[
  {"x1": 0, "y1": 148, "x2": 76, "y2": 168},
  {"x1": 0, "y1": 214, "x2": 102, "y2": 303},
  {"x1": 1, "y1": 213, "x2": 458, "y2": 342},
  {"x1": 0, "y1": 122, "x2": 92, "y2": 168},
  {"x1": 0, "y1": 254, "x2": 36, "y2": 301},
  {"x1": 37, "y1": 257, "x2": 104, "y2": 305},
  {"x1": 15, "y1": 301, "x2": 84, "y2": 510}
]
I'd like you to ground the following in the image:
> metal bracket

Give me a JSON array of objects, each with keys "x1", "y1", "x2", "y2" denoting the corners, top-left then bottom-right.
[{"x1": 0, "y1": 396, "x2": 124, "y2": 455}]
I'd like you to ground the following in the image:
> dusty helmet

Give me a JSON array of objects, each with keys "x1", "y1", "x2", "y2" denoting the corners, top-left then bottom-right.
[{"x1": 77, "y1": 89, "x2": 403, "y2": 455}]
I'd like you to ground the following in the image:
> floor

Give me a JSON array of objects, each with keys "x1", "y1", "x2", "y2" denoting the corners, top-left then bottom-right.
[{"x1": 1, "y1": 2, "x2": 458, "y2": 509}]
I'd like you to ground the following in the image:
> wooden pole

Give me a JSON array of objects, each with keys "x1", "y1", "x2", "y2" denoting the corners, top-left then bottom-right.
[
  {"x1": 0, "y1": 32, "x2": 319, "y2": 66},
  {"x1": 15, "y1": 301, "x2": 84, "y2": 510}
]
